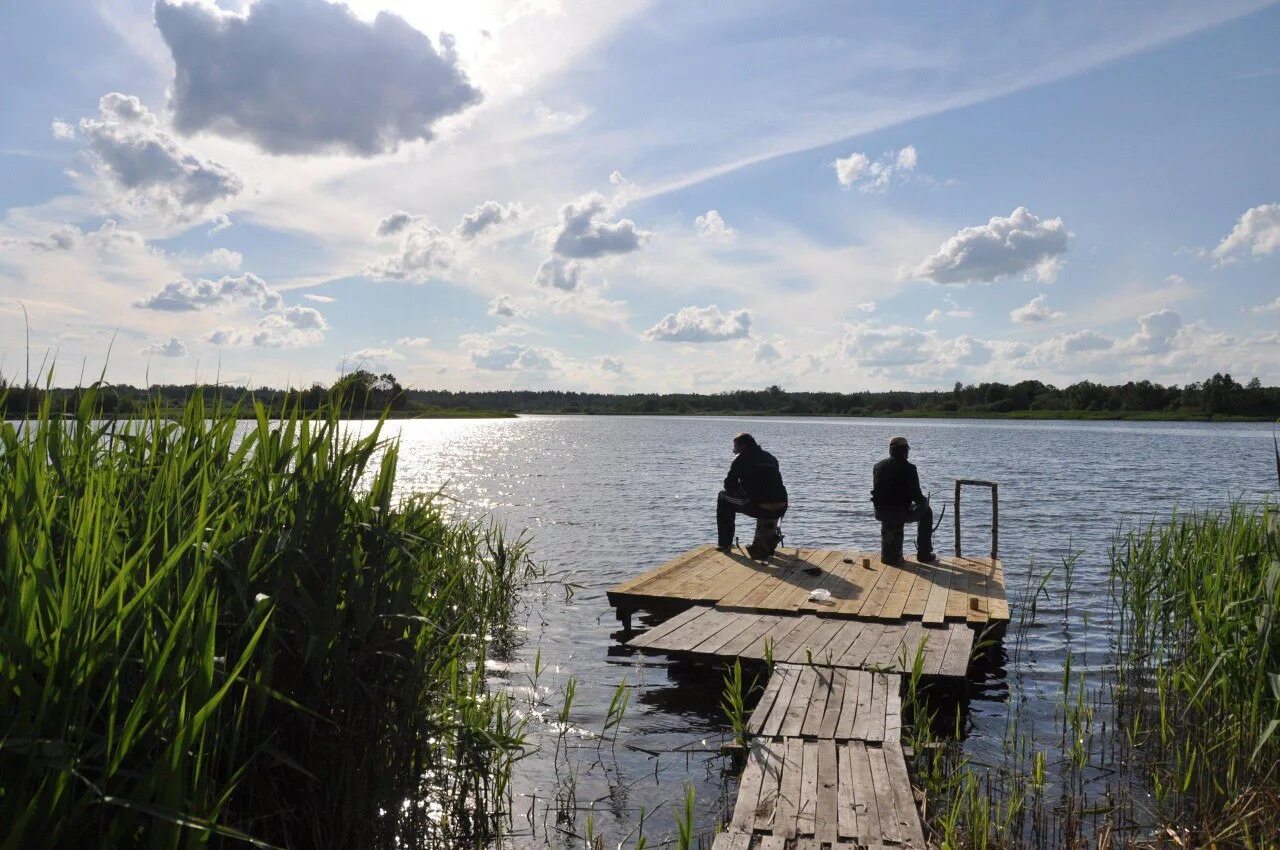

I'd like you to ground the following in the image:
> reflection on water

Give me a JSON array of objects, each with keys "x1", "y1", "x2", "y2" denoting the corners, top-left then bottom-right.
[{"x1": 373, "y1": 415, "x2": 1275, "y2": 846}]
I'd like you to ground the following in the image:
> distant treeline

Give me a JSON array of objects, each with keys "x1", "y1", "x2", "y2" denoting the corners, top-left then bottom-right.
[{"x1": 2, "y1": 372, "x2": 1277, "y2": 420}]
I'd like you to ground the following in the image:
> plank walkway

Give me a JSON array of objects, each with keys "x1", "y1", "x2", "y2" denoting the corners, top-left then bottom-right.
[
  {"x1": 746, "y1": 666, "x2": 901, "y2": 743},
  {"x1": 607, "y1": 545, "x2": 1008, "y2": 627},
  {"x1": 628, "y1": 606, "x2": 973, "y2": 677}
]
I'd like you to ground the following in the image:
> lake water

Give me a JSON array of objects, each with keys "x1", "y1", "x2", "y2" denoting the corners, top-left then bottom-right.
[{"x1": 380, "y1": 415, "x2": 1277, "y2": 847}]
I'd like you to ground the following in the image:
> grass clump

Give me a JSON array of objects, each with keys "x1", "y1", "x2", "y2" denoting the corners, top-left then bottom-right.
[
  {"x1": 0, "y1": 385, "x2": 534, "y2": 848},
  {"x1": 1112, "y1": 501, "x2": 1280, "y2": 844}
]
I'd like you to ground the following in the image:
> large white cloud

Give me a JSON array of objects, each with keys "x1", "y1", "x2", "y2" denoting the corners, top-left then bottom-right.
[
  {"x1": 134, "y1": 272, "x2": 282, "y2": 312},
  {"x1": 79, "y1": 93, "x2": 241, "y2": 215},
  {"x1": 1010, "y1": 293, "x2": 1065, "y2": 324},
  {"x1": 551, "y1": 194, "x2": 646, "y2": 259},
  {"x1": 643, "y1": 305, "x2": 752, "y2": 343},
  {"x1": 913, "y1": 207, "x2": 1069, "y2": 284},
  {"x1": 154, "y1": 0, "x2": 481, "y2": 157},
  {"x1": 144, "y1": 337, "x2": 188, "y2": 358},
  {"x1": 695, "y1": 209, "x2": 735, "y2": 240},
  {"x1": 1126, "y1": 309, "x2": 1182, "y2": 354},
  {"x1": 209, "y1": 305, "x2": 329, "y2": 349},
  {"x1": 365, "y1": 220, "x2": 452, "y2": 280},
  {"x1": 1211, "y1": 203, "x2": 1280, "y2": 263}
]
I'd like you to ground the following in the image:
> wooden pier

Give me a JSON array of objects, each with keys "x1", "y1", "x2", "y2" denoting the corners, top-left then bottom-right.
[{"x1": 607, "y1": 495, "x2": 1009, "y2": 848}]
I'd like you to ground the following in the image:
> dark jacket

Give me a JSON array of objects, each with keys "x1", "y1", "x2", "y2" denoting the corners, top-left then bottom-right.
[
  {"x1": 871, "y1": 456, "x2": 925, "y2": 509},
  {"x1": 724, "y1": 446, "x2": 788, "y2": 504}
]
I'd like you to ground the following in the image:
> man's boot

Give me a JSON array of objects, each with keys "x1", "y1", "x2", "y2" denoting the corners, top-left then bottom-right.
[{"x1": 880, "y1": 522, "x2": 905, "y2": 565}]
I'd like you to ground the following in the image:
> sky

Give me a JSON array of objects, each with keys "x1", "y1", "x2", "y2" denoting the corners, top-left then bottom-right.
[{"x1": 1, "y1": 0, "x2": 1278, "y2": 393}]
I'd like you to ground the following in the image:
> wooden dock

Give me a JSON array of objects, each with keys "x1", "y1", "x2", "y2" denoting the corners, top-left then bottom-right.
[
  {"x1": 608, "y1": 520, "x2": 1009, "y2": 848},
  {"x1": 607, "y1": 545, "x2": 1008, "y2": 630}
]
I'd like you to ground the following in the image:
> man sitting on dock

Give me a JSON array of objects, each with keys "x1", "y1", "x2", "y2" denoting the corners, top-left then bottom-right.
[
  {"x1": 871, "y1": 436, "x2": 937, "y2": 565},
  {"x1": 717, "y1": 433, "x2": 789, "y2": 559}
]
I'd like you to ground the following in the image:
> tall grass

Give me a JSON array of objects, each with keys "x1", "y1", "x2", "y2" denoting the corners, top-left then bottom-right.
[
  {"x1": 1112, "y1": 501, "x2": 1280, "y2": 843},
  {"x1": 0, "y1": 386, "x2": 534, "y2": 847}
]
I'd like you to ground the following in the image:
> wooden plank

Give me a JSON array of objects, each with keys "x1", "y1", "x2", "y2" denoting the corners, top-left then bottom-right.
[
  {"x1": 797, "y1": 741, "x2": 819, "y2": 836},
  {"x1": 867, "y1": 744, "x2": 900, "y2": 845},
  {"x1": 757, "y1": 838, "x2": 786, "y2": 850},
  {"x1": 762, "y1": 667, "x2": 803, "y2": 738},
  {"x1": 610, "y1": 545, "x2": 711, "y2": 594},
  {"x1": 897, "y1": 621, "x2": 929, "y2": 673},
  {"x1": 746, "y1": 666, "x2": 789, "y2": 736},
  {"x1": 867, "y1": 673, "x2": 889, "y2": 742},
  {"x1": 879, "y1": 559, "x2": 919, "y2": 621},
  {"x1": 692, "y1": 611, "x2": 762, "y2": 655},
  {"x1": 739, "y1": 616, "x2": 808, "y2": 663},
  {"x1": 838, "y1": 622, "x2": 886, "y2": 669},
  {"x1": 817, "y1": 668, "x2": 847, "y2": 740},
  {"x1": 716, "y1": 612, "x2": 782, "y2": 659},
  {"x1": 833, "y1": 670, "x2": 864, "y2": 741},
  {"x1": 774, "y1": 738, "x2": 804, "y2": 839},
  {"x1": 863, "y1": 624, "x2": 907, "y2": 670},
  {"x1": 860, "y1": 560, "x2": 905, "y2": 620},
  {"x1": 921, "y1": 560, "x2": 952, "y2": 625},
  {"x1": 946, "y1": 560, "x2": 975, "y2": 620},
  {"x1": 793, "y1": 551, "x2": 851, "y2": 612},
  {"x1": 818, "y1": 620, "x2": 866, "y2": 669},
  {"x1": 666, "y1": 551, "x2": 745, "y2": 600},
  {"x1": 626, "y1": 605, "x2": 708, "y2": 648},
  {"x1": 629, "y1": 548, "x2": 718, "y2": 597},
  {"x1": 835, "y1": 559, "x2": 889, "y2": 617},
  {"x1": 847, "y1": 741, "x2": 882, "y2": 843},
  {"x1": 836, "y1": 741, "x2": 859, "y2": 841},
  {"x1": 785, "y1": 617, "x2": 847, "y2": 665},
  {"x1": 903, "y1": 559, "x2": 933, "y2": 618},
  {"x1": 849, "y1": 669, "x2": 876, "y2": 741},
  {"x1": 885, "y1": 675, "x2": 902, "y2": 743},
  {"x1": 815, "y1": 738, "x2": 839, "y2": 845},
  {"x1": 644, "y1": 608, "x2": 736, "y2": 652},
  {"x1": 710, "y1": 834, "x2": 750, "y2": 850},
  {"x1": 769, "y1": 617, "x2": 825, "y2": 663},
  {"x1": 801, "y1": 667, "x2": 838, "y2": 737},
  {"x1": 716, "y1": 564, "x2": 783, "y2": 610},
  {"x1": 882, "y1": 742, "x2": 926, "y2": 848},
  {"x1": 729, "y1": 740, "x2": 771, "y2": 833},
  {"x1": 770, "y1": 550, "x2": 846, "y2": 612},
  {"x1": 778, "y1": 666, "x2": 819, "y2": 738},
  {"x1": 940, "y1": 623, "x2": 974, "y2": 678}
]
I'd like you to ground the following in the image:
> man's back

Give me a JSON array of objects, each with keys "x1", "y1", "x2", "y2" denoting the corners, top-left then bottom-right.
[
  {"x1": 726, "y1": 446, "x2": 788, "y2": 503},
  {"x1": 872, "y1": 456, "x2": 923, "y2": 509}
]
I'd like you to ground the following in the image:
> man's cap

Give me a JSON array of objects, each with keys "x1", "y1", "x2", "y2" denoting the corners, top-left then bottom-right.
[{"x1": 889, "y1": 436, "x2": 909, "y2": 448}]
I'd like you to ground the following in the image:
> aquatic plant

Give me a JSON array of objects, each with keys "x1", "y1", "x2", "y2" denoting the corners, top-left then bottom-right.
[{"x1": 0, "y1": 385, "x2": 533, "y2": 848}]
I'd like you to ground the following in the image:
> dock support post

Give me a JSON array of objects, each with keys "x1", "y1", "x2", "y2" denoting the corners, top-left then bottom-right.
[{"x1": 953, "y1": 480, "x2": 962, "y2": 557}]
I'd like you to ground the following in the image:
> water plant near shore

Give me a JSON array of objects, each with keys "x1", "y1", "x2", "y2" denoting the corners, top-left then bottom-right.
[{"x1": 0, "y1": 385, "x2": 534, "y2": 848}]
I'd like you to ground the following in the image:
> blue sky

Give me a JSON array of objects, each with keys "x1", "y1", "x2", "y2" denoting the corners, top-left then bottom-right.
[{"x1": 1, "y1": 0, "x2": 1278, "y2": 391}]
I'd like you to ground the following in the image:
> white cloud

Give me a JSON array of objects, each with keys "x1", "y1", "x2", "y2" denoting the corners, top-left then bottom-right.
[
  {"x1": 340, "y1": 347, "x2": 405, "y2": 373},
  {"x1": 834, "y1": 145, "x2": 918, "y2": 191},
  {"x1": 207, "y1": 213, "x2": 232, "y2": 235},
  {"x1": 1211, "y1": 203, "x2": 1280, "y2": 263},
  {"x1": 600, "y1": 355, "x2": 624, "y2": 374},
  {"x1": 913, "y1": 207, "x2": 1069, "y2": 284},
  {"x1": 695, "y1": 209, "x2": 735, "y2": 240},
  {"x1": 1251, "y1": 296, "x2": 1280, "y2": 315},
  {"x1": 753, "y1": 341, "x2": 782, "y2": 363},
  {"x1": 154, "y1": 0, "x2": 481, "y2": 156},
  {"x1": 1126, "y1": 309, "x2": 1182, "y2": 354},
  {"x1": 551, "y1": 194, "x2": 647, "y2": 259},
  {"x1": 396, "y1": 336, "x2": 431, "y2": 347},
  {"x1": 366, "y1": 219, "x2": 452, "y2": 280},
  {"x1": 189, "y1": 248, "x2": 243, "y2": 271},
  {"x1": 144, "y1": 337, "x2": 187, "y2": 357},
  {"x1": 934, "y1": 334, "x2": 993, "y2": 367},
  {"x1": 488, "y1": 294, "x2": 520, "y2": 317},
  {"x1": 470, "y1": 342, "x2": 556, "y2": 371},
  {"x1": 1010, "y1": 293, "x2": 1064, "y2": 324},
  {"x1": 853, "y1": 301, "x2": 877, "y2": 313},
  {"x1": 135, "y1": 272, "x2": 282, "y2": 312},
  {"x1": 3, "y1": 220, "x2": 150, "y2": 255},
  {"x1": 533, "y1": 256, "x2": 583, "y2": 291},
  {"x1": 838, "y1": 322, "x2": 931, "y2": 366},
  {"x1": 925, "y1": 294, "x2": 973, "y2": 323},
  {"x1": 304, "y1": 294, "x2": 336, "y2": 303},
  {"x1": 643, "y1": 305, "x2": 752, "y2": 343},
  {"x1": 375, "y1": 210, "x2": 422, "y2": 238},
  {"x1": 250, "y1": 306, "x2": 328, "y2": 348},
  {"x1": 455, "y1": 200, "x2": 524, "y2": 239},
  {"x1": 78, "y1": 93, "x2": 242, "y2": 216},
  {"x1": 50, "y1": 120, "x2": 75, "y2": 140}
]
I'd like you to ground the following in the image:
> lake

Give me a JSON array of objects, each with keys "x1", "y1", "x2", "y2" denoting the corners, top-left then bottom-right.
[{"x1": 379, "y1": 415, "x2": 1277, "y2": 847}]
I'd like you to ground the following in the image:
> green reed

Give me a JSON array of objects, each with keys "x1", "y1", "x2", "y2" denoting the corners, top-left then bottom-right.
[
  {"x1": 1112, "y1": 500, "x2": 1280, "y2": 843},
  {"x1": 0, "y1": 385, "x2": 534, "y2": 848}
]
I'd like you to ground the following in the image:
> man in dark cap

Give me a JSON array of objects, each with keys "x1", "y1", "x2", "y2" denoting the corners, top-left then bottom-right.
[
  {"x1": 717, "y1": 433, "x2": 788, "y2": 558},
  {"x1": 871, "y1": 436, "x2": 937, "y2": 565}
]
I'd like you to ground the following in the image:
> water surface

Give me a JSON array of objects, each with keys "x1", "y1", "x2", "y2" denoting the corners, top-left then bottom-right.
[{"x1": 381, "y1": 415, "x2": 1275, "y2": 846}]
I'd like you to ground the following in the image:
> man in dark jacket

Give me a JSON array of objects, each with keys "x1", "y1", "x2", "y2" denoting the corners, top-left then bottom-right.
[
  {"x1": 871, "y1": 436, "x2": 937, "y2": 564},
  {"x1": 717, "y1": 433, "x2": 788, "y2": 556}
]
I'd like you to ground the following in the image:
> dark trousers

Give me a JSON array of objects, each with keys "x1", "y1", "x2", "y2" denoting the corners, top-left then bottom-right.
[
  {"x1": 874, "y1": 500, "x2": 934, "y2": 561},
  {"x1": 717, "y1": 490, "x2": 786, "y2": 548}
]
